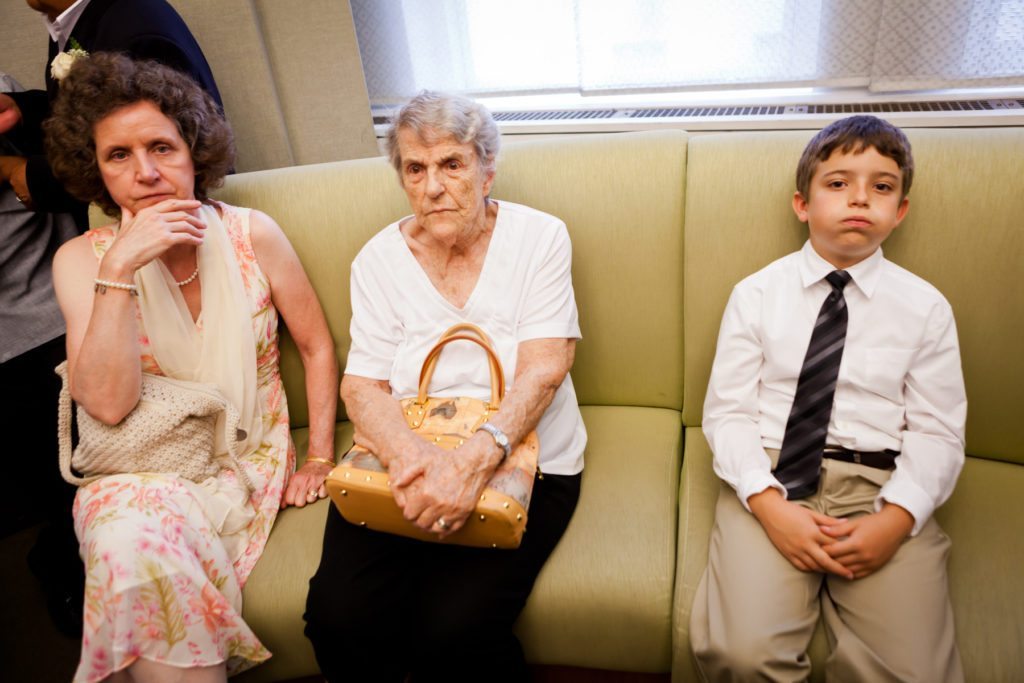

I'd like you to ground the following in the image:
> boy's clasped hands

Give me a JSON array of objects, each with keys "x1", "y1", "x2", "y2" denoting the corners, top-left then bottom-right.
[{"x1": 748, "y1": 487, "x2": 915, "y2": 580}]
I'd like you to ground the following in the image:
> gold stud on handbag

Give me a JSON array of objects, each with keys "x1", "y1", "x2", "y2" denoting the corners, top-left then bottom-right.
[{"x1": 325, "y1": 323, "x2": 539, "y2": 549}]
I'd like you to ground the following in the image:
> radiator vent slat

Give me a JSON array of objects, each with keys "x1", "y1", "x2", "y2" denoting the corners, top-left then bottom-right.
[{"x1": 372, "y1": 99, "x2": 1021, "y2": 125}]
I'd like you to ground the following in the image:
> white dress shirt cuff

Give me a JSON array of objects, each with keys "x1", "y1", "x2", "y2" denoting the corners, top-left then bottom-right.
[
  {"x1": 737, "y1": 472, "x2": 787, "y2": 512},
  {"x1": 876, "y1": 479, "x2": 935, "y2": 536}
]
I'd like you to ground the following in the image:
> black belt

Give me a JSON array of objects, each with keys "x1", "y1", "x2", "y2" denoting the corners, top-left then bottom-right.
[{"x1": 822, "y1": 447, "x2": 898, "y2": 470}]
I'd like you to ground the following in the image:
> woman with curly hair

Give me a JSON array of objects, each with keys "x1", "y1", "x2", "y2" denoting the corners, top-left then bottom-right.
[{"x1": 47, "y1": 53, "x2": 338, "y2": 682}]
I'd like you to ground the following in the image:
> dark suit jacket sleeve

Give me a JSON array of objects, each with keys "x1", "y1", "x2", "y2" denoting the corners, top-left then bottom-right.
[
  {"x1": 24, "y1": 154, "x2": 84, "y2": 213},
  {"x1": 128, "y1": 34, "x2": 216, "y2": 95},
  {"x1": 7, "y1": 90, "x2": 84, "y2": 215},
  {"x1": 7, "y1": 90, "x2": 49, "y2": 143}
]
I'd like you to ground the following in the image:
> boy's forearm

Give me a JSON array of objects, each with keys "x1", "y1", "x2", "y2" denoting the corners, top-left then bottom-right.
[
  {"x1": 708, "y1": 423, "x2": 783, "y2": 507},
  {"x1": 704, "y1": 286, "x2": 778, "y2": 507},
  {"x1": 880, "y1": 302, "x2": 966, "y2": 535},
  {"x1": 869, "y1": 503, "x2": 915, "y2": 546}
]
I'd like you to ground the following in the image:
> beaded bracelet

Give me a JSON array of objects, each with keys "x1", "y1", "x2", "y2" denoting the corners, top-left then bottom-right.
[
  {"x1": 305, "y1": 456, "x2": 336, "y2": 467},
  {"x1": 94, "y1": 278, "x2": 138, "y2": 296}
]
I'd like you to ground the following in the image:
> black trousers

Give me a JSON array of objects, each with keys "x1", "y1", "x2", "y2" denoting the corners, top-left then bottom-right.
[
  {"x1": 304, "y1": 470, "x2": 581, "y2": 683},
  {"x1": 0, "y1": 335, "x2": 84, "y2": 634},
  {"x1": 0, "y1": 335, "x2": 75, "y2": 534}
]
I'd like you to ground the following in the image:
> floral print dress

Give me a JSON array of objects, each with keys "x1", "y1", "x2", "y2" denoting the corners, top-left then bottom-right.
[{"x1": 73, "y1": 203, "x2": 294, "y2": 682}]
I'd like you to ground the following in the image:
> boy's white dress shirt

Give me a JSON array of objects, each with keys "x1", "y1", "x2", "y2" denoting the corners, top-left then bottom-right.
[{"x1": 703, "y1": 241, "x2": 966, "y2": 534}]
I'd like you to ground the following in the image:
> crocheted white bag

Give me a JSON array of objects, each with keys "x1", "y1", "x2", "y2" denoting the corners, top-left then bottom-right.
[{"x1": 55, "y1": 361, "x2": 252, "y2": 491}]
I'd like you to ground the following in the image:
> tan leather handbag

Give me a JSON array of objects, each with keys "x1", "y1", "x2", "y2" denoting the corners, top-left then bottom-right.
[
  {"x1": 326, "y1": 323, "x2": 539, "y2": 549},
  {"x1": 56, "y1": 361, "x2": 252, "y2": 491}
]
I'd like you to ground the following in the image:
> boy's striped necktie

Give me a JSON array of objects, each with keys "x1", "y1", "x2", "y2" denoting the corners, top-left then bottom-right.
[{"x1": 775, "y1": 269, "x2": 852, "y2": 499}]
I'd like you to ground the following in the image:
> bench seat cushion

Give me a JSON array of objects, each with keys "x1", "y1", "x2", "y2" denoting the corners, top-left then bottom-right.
[
  {"x1": 517, "y1": 405, "x2": 682, "y2": 673},
  {"x1": 237, "y1": 423, "x2": 352, "y2": 683}
]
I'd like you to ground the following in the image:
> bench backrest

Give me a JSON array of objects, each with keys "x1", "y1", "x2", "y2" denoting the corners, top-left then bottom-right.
[{"x1": 215, "y1": 130, "x2": 690, "y2": 424}]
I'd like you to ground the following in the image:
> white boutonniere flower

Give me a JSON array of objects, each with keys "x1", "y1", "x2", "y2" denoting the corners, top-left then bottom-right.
[{"x1": 50, "y1": 38, "x2": 89, "y2": 82}]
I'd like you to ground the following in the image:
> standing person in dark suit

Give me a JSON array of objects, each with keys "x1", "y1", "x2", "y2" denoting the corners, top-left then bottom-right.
[
  {"x1": 1, "y1": 72, "x2": 78, "y2": 538},
  {"x1": 0, "y1": 0, "x2": 223, "y2": 638},
  {"x1": 1, "y1": 69, "x2": 83, "y2": 639},
  {"x1": 1, "y1": 0, "x2": 222, "y2": 226}
]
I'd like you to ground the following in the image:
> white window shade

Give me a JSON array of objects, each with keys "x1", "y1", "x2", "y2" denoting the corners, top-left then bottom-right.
[
  {"x1": 575, "y1": 1, "x2": 855, "y2": 92},
  {"x1": 352, "y1": 0, "x2": 1024, "y2": 102},
  {"x1": 871, "y1": 0, "x2": 1024, "y2": 91}
]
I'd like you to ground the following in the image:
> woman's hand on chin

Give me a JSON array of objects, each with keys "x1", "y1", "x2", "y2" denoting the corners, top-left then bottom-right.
[
  {"x1": 392, "y1": 441, "x2": 493, "y2": 538},
  {"x1": 281, "y1": 458, "x2": 334, "y2": 509},
  {"x1": 104, "y1": 198, "x2": 206, "y2": 275}
]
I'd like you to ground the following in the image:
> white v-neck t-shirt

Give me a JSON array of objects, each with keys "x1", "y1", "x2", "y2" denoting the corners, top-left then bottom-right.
[{"x1": 345, "y1": 200, "x2": 586, "y2": 475}]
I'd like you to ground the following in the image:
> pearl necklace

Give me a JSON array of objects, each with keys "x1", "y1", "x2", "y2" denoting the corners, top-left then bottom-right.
[{"x1": 175, "y1": 265, "x2": 200, "y2": 287}]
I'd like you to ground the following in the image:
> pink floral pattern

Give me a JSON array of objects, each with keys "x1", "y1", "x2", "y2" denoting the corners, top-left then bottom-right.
[{"x1": 74, "y1": 203, "x2": 294, "y2": 681}]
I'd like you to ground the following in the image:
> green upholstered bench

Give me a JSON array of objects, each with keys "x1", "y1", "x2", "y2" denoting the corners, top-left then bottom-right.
[{"x1": 201, "y1": 128, "x2": 1024, "y2": 681}]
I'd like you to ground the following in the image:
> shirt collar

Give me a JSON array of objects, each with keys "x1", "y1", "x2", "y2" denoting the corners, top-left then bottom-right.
[
  {"x1": 798, "y1": 240, "x2": 884, "y2": 298},
  {"x1": 44, "y1": 0, "x2": 92, "y2": 52}
]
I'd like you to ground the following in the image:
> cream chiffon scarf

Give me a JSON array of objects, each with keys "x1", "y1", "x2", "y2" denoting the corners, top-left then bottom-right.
[{"x1": 132, "y1": 202, "x2": 264, "y2": 459}]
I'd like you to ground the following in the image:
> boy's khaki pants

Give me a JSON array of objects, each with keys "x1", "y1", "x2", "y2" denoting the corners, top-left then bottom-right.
[{"x1": 690, "y1": 453, "x2": 963, "y2": 682}]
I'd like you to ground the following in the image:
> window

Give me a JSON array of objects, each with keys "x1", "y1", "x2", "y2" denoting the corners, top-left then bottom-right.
[{"x1": 352, "y1": 0, "x2": 1024, "y2": 104}]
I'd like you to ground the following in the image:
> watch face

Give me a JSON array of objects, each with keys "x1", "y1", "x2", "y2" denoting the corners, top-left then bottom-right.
[{"x1": 481, "y1": 423, "x2": 509, "y2": 455}]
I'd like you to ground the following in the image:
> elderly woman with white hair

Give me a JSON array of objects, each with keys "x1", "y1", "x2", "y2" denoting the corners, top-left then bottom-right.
[{"x1": 303, "y1": 91, "x2": 587, "y2": 681}]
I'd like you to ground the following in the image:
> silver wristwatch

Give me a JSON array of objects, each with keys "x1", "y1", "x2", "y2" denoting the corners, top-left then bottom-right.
[{"x1": 476, "y1": 422, "x2": 511, "y2": 461}]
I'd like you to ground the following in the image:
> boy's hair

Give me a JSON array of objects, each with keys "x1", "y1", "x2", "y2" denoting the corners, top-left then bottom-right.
[{"x1": 796, "y1": 115, "x2": 914, "y2": 200}]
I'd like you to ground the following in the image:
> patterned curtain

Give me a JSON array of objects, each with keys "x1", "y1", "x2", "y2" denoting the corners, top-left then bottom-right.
[
  {"x1": 352, "y1": 0, "x2": 1024, "y2": 102},
  {"x1": 871, "y1": 0, "x2": 1024, "y2": 91}
]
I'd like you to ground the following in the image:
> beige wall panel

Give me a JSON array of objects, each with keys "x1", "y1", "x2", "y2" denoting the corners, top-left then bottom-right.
[
  {"x1": 0, "y1": 1, "x2": 297, "y2": 172},
  {"x1": 0, "y1": 4, "x2": 49, "y2": 89},
  {"x1": 4, "y1": 0, "x2": 379, "y2": 172},
  {"x1": 253, "y1": 0, "x2": 377, "y2": 164},
  {"x1": 170, "y1": 0, "x2": 295, "y2": 172}
]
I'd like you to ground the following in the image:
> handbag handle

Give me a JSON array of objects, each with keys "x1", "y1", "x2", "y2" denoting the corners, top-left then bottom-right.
[
  {"x1": 56, "y1": 360, "x2": 91, "y2": 486},
  {"x1": 416, "y1": 324, "x2": 505, "y2": 408},
  {"x1": 435, "y1": 322, "x2": 493, "y2": 343}
]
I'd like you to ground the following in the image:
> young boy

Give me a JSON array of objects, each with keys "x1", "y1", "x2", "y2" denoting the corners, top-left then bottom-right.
[{"x1": 690, "y1": 116, "x2": 966, "y2": 682}]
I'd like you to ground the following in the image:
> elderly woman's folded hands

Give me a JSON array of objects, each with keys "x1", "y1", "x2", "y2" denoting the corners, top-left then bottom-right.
[{"x1": 390, "y1": 435, "x2": 502, "y2": 537}]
